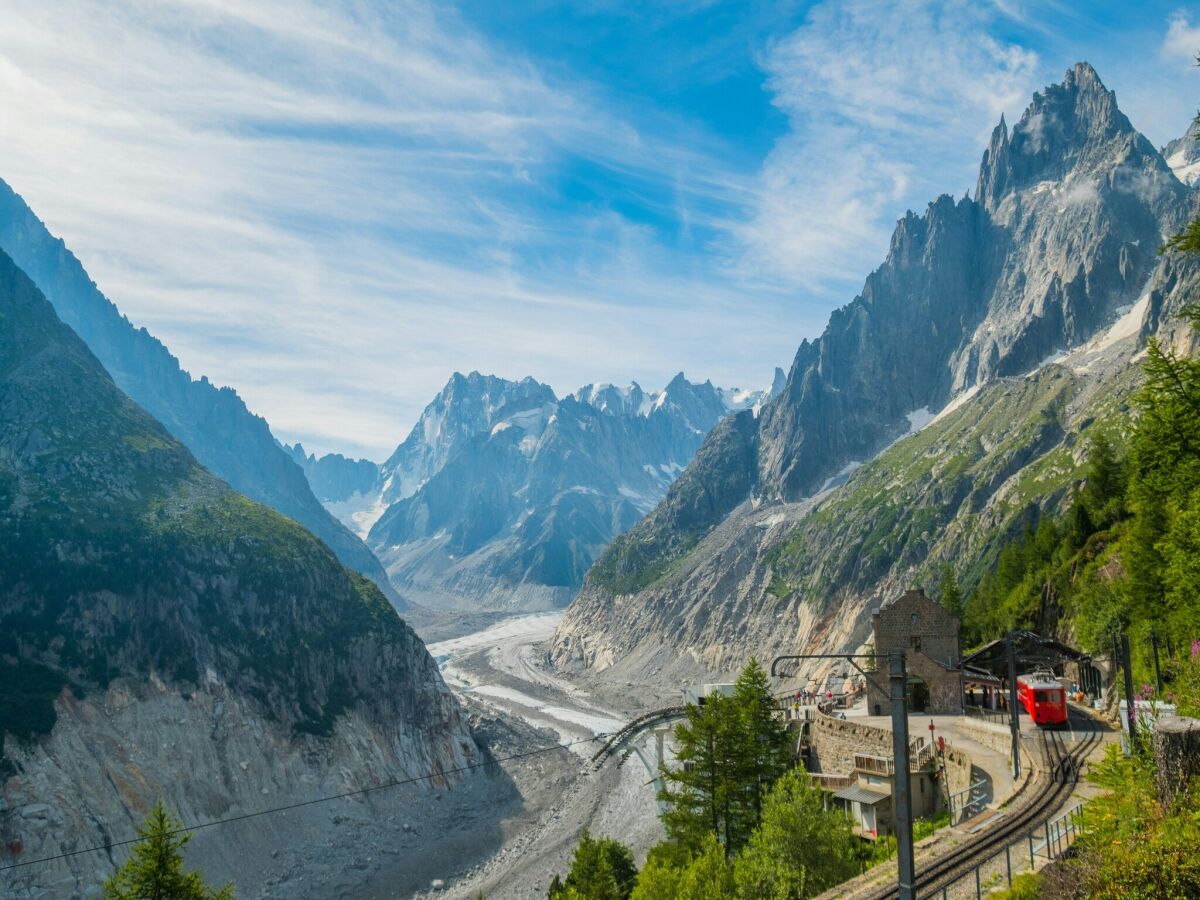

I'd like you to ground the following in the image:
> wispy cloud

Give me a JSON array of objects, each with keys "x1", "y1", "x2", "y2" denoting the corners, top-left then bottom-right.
[
  {"x1": 0, "y1": 1, "x2": 1188, "y2": 459},
  {"x1": 1163, "y1": 10, "x2": 1200, "y2": 64},
  {"x1": 733, "y1": 0, "x2": 1040, "y2": 296},
  {"x1": 0, "y1": 0, "x2": 788, "y2": 457}
]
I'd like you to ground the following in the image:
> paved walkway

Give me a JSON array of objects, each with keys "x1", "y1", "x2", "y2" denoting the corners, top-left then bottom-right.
[{"x1": 843, "y1": 706, "x2": 1023, "y2": 810}]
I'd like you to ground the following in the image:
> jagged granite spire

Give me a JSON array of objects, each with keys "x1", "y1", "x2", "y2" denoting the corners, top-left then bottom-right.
[
  {"x1": 975, "y1": 61, "x2": 1149, "y2": 210},
  {"x1": 565, "y1": 61, "x2": 1191, "y2": 631}
]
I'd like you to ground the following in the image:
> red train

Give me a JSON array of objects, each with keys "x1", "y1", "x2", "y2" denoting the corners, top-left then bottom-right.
[{"x1": 1016, "y1": 672, "x2": 1068, "y2": 727}]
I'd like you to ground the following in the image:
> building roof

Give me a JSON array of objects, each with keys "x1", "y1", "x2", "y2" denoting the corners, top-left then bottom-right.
[
  {"x1": 962, "y1": 664, "x2": 1002, "y2": 685},
  {"x1": 960, "y1": 631, "x2": 1087, "y2": 677},
  {"x1": 834, "y1": 783, "x2": 892, "y2": 805},
  {"x1": 876, "y1": 587, "x2": 932, "y2": 613}
]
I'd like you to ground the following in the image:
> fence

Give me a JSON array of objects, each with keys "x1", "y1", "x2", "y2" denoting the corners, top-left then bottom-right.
[
  {"x1": 963, "y1": 704, "x2": 1011, "y2": 727},
  {"x1": 931, "y1": 802, "x2": 1085, "y2": 899},
  {"x1": 946, "y1": 777, "x2": 989, "y2": 826},
  {"x1": 853, "y1": 740, "x2": 935, "y2": 776}
]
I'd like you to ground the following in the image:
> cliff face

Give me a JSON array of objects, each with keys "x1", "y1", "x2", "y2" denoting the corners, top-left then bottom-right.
[
  {"x1": 0, "y1": 248, "x2": 478, "y2": 894},
  {"x1": 0, "y1": 180, "x2": 397, "y2": 604},
  {"x1": 757, "y1": 62, "x2": 1182, "y2": 503},
  {"x1": 553, "y1": 64, "x2": 1197, "y2": 685},
  {"x1": 305, "y1": 370, "x2": 772, "y2": 612}
]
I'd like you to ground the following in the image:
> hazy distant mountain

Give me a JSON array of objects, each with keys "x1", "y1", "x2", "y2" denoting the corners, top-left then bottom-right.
[
  {"x1": 0, "y1": 181, "x2": 397, "y2": 603},
  {"x1": 298, "y1": 370, "x2": 780, "y2": 611},
  {"x1": 0, "y1": 246, "x2": 475, "y2": 894},
  {"x1": 553, "y1": 63, "x2": 1197, "y2": 682}
]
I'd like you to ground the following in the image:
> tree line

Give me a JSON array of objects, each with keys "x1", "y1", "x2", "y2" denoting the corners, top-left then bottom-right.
[{"x1": 548, "y1": 660, "x2": 878, "y2": 900}]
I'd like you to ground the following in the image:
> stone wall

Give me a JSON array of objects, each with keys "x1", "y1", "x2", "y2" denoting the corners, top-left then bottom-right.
[
  {"x1": 955, "y1": 718, "x2": 1016, "y2": 758},
  {"x1": 809, "y1": 714, "x2": 893, "y2": 775},
  {"x1": 864, "y1": 589, "x2": 964, "y2": 715},
  {"x1": 873, "y1": 589, "x2": 961, "y2": 669},
  {"x1": 810, "y1": 713, "x2": 974, "y2": 820},
  {"x1": 942, "y1": 744, "x2": 972, "y2": 799}
]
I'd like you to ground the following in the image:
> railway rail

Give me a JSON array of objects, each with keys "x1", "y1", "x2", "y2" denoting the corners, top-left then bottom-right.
[
  {"x1": 589, "y1": 705, "x2": 685, "y2": 769},
  {"x1": 868, "y1": 711, "x2": 1103, "y2": 899}
]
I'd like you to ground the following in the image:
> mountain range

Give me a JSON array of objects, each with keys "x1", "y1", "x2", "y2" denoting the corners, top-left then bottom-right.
[
  {"x1": 289, "y1": 369, "x2": 782, "y2": 611},
  {"x1": 551, "y1": 62, "x2": 1200, "y2": 686},
  {"x1": 0, "y1": 246, "x2": 479, "y2": 895}
]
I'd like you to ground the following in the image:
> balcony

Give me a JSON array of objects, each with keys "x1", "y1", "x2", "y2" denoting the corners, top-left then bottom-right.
[{"x1": 853, "y1": 741, "x2": 935, "y2": 775}]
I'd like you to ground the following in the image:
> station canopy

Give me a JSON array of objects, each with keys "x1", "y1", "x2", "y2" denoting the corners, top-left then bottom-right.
[{"x1": 960, "y1": 630, "x2": 1087, "y2": 679}]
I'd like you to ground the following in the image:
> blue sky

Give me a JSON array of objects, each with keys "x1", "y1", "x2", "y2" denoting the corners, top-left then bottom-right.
[{"x1": 0, "y1": 0, "x2": 1196, "y2": 458}]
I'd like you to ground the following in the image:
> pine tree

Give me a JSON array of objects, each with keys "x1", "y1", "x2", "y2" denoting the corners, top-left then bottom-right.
[
  {"x1": 936, "y1": 566, "x2": 965, "y2": 621},
  {"x1": 732, "y1": 767, "x2": 859, "y2": 898},
  {"x1": 1080, "y1": 432, "x2": 1126, "y2": 529},
  {"x1": 658, "y1": 659, "x2": 791, "y2": 856},
  {"x1": 658, "y1": 690, "x2": 738, "y2": 854},
  {"x1": 547, "y1": 830, "x2": 636, "y2": 900},
  {"x1": 103, "y1": 801, "x2": 234, "y2": 900},
  {"x1": 731, "y1": 658, "x2": 792, "y2": 836}
]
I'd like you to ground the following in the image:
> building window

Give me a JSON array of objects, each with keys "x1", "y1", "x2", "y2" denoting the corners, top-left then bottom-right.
[{"x1": 910, "y1": 635, "x2": 922, "y2": 652}]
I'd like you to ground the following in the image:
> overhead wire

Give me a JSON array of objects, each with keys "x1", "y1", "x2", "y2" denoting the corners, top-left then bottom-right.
[{"x1": 0, "y1": 731, "x2": 613, "y2": 874}]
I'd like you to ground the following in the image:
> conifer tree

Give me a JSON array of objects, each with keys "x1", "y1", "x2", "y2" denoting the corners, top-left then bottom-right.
[
  {"x1": 936, "y1": 566, "x2": 965, "y2": 621},
  {"x1": 658, "y1": 689, "x2": 738, "y2": 854},
  {"x1": 731, "y1": 658, "x2": 792, "y2": 831},
  {"x1": 547, "y1": 830, "x2": 636, "y2": 900},
  {"x1": 103, "y1": 801, "x2": 233, "y2": 900},
  {"x1": 732, "y1": 767, "x2": 858, "y2": 898},
  {"x1": 658, "y1": 659, "x2": 791, "y2": 856}
]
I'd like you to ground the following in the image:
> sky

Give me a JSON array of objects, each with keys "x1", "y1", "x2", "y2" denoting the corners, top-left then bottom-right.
[{"x1": 0, "y1": 0, "x2": 1196, "y2": 459}]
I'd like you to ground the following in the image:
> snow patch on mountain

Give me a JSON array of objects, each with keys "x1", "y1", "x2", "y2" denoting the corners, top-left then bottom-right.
[
  {"x1": 905, "y1": 407, "x2": 935, "y2": 432},
  {"x1": 1166, "y1": 146, "x2": 1200, "y2": 185},
  {"x1": 928, "y1": 385, "x2": 982, "y2": 428},
  {"x1": 818, "y1": 461, "x2": 862, "y2": 494},
  {"x1": 1070, "y1": 284, "x2": 1152, "y2": 373},
  {"x1": 322, "y1": 489, "x2": 389, "y2": 540}
]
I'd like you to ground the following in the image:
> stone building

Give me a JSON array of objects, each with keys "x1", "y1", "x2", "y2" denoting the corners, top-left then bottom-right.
[{"x1": 865, "y1": 588, "x2": 964, "y2": 716}]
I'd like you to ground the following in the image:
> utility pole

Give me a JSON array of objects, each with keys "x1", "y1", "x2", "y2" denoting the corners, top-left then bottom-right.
[
  {"x1": 1151, "y1": 630, "x2": 1163, "y2": 695},
  {"x1": 1006, "y1": 633, "x2": 1021, "y2": 779},
  {"x1": 889, "y1": 650, "x2": 915, "y2": 900},
  {"x1": 770, "y1": 649, "x2": 915, "y2": 898},
  {"x1": 1121, "y1": 633, "x2": 1137, "y2": 742}
]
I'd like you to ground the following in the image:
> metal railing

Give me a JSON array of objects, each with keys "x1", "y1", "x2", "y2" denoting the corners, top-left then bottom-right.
[
  {"x1": 933, "y1": 802, "x2": 1086, "y2": 899},
  {"x1": 947, "y1": 777, "x2": 989, "y2": 825},
  {"x1": 854, "y1": 741, "x2": 935, "y2": 775},
  {"x1": 809, "y1": 772, "x2": 856, "y2": 790},
  {"x1": 963, "y1": 704, "x2": 1010, "y2": 726}
]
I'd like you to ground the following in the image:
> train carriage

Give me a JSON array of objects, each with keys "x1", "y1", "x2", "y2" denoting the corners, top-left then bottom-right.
[{"x1": 1016, "y1": 672, "x2": 1068, "y2": 727}]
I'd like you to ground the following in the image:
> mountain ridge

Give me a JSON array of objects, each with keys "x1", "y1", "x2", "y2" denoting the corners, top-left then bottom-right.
[
  {"x1": 0, "y1": 245, "x2": 479, "y2": 894},
  {"x1": 552, "y1": 62, "x2": 1198, "y2": 684},
  {"x1": 0, "y1": 180, "x2": 399, "y2": 604},
  {"x1": 293, "y1": 368, "x2": 778, "y2": 612}
]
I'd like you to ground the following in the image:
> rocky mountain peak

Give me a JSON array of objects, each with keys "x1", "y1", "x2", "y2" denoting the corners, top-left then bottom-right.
[
  {"x1": 575, "y1": 60, "x2": 1191, "y2": 617},
  {"x1": 976, "y1": 61, "x2": 1145, "y2": 210}
]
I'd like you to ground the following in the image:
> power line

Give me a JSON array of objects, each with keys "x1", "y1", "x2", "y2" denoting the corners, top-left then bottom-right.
[{"x1": 0, "y1": 731, "x2": 611, "y2": 874}]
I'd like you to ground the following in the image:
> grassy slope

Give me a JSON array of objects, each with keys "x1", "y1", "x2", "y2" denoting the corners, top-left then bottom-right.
[
  {"x1": 762, "y1": 362, "x2": 1141, "y2": 612},
  {"x1": 0, "y1": 248, "x2": 433, "y2": 765}
]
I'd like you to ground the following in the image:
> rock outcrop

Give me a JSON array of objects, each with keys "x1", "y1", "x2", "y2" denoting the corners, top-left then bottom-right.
[
  {"x1": 553, "y1": 63, "x2": 1198, "y2": 686},
  {"x1": 0, "y1": 248, "x2": 480, "y2": 895}
]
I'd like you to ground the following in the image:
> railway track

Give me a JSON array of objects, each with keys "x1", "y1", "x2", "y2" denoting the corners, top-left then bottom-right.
[
  {"x1": 589, "y1": 705, "x2": 685, "y2": 769},
  {"x1": 868, "y1": 712, "x2": 1103, "y2": 899}
]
